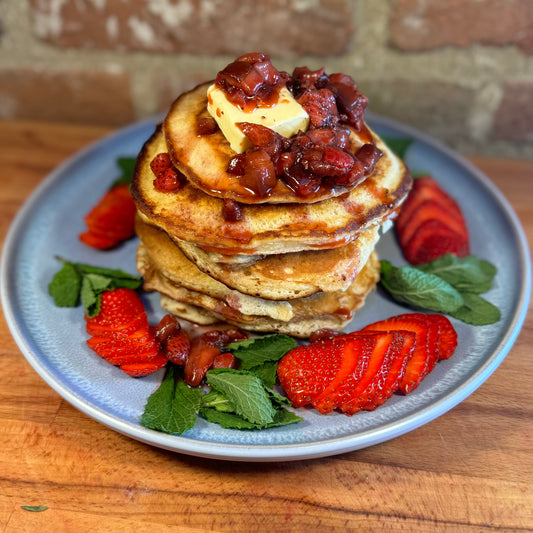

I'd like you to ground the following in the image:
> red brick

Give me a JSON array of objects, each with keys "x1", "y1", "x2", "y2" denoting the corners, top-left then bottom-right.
[
  {"x1": 390, "y1": 0, "x2": 533, "y2": 54},
  {"x1": 30, "y1": 0, "x2": 353, "y2": 57},
  {"x1": 0, "y1": 68, "x2": 134, "y2": 126},
  {"x1": 492, "y1": 82, "x2": 533, "y2": 142}
]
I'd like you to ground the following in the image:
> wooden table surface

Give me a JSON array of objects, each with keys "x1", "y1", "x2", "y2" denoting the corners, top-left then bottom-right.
[{"x1": 0, "y1": 120, "x2": 531, "y2": 532}]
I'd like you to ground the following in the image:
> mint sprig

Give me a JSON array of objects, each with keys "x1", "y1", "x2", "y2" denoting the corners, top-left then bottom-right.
[
  {"x1": 380, "y1": 255, "x2": 500, "y2": 325},
  {"x1": 141, "y1": 336, "x2": 302, "y2": 435},
  {"x1": 227, "y1": 333, "x2": 297, "y2": 388},
  {"x1": 48, "y1": 258, "x2": 142, "y2": 317}
]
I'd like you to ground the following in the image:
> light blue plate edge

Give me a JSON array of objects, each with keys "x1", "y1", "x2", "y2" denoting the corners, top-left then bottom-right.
[{"x1": 1, "y1": 113, "x2": 530, "y2": 461}]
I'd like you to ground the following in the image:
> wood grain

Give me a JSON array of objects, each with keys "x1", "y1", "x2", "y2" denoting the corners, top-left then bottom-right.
[{"x1": 0, "y1": 120, "x2": 531, "y2": 532}]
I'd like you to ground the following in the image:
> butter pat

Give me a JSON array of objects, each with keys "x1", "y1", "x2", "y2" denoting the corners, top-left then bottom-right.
[{"x1": 207, "y1": 84, "x2": 309, "y2": 153}]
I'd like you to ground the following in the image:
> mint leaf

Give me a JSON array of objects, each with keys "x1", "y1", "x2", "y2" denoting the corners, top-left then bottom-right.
[
  {"x1": 265, "y1": 387, "x2": 292, "y2": 408},
  {"x1": 80, "y1": 276, "x2": 100, "y2": 318},
  {"x1": 141, "y1": 365, "x2": 201, "y2": 435},
  {"x1": 382, "y1": 137, "x2": 413, "y2": 159},
  {"x1": 417, "y1": 254, "x2": 497, "y2": 294},
  {"x1": 380, "y1": 260, "x2": 463, "y2": 313},
  {"x1": 246, "y1": 360, "x2": 279, "y2": 389},
  {"x1": 48, "y1": 262, "x2": 82, "y2": 307},
  {"x1": 201, "y1": 390, "x2": 235, "y2": 413},
  {"x1": 206, "y1": 369, "x2": 276, "y2": 425},
  {"x1": 229, "y1": 334, "x2": 297, "y2": 370},
  {"x1": 199, "y1": 408, "x2": 258, "y2": 429},
  {"x1": 199, "y1": 406, "x2": 302, "y2": 430},
  {"x1": 73, "y1": 263, "x2": 142, "y2": 285},
  {"x1": 21, "y1": 506, "x2": 48, "y2": 512},
  {"x1": 111, "y1": 156, "x2": 137, "y2": 187},
  {"x1": 449, "y1": 292, "x2": 501, "y2": 325}
]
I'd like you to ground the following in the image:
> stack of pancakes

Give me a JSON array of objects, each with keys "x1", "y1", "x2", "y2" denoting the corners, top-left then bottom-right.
[{"x1": 131, "y1": 82, "x2": 411, "y2": 337}]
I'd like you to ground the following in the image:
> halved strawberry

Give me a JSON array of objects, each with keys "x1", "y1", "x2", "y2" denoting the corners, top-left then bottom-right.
[{"x1": 79, "y1": 231, "x2": 121, "y2": 250}]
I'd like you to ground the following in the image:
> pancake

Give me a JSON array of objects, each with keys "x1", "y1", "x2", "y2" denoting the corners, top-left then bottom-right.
[
  {"x1": 131, "y1": 126, "x2": 411, "y2": 256},
  {"x1": 136, "y1": 214, "x2": 379, "y2": 300},
  {"x1": 136, "y1": 225, "x2": 293, "y2": 322},
  {"x1": 164, "y1": 82, "x2": 379, "y2": 205},
  {"x1": 176, "y1": 225, "x2": 380, "y2": 300},
  {"x1": 150, "y1": 253, "x2": 381, "y2": 338}
]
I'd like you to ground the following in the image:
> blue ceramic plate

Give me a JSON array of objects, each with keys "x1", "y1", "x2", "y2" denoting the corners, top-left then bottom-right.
[{"x1": 1, "y1": 114, "x2": 530, "y2": 461}]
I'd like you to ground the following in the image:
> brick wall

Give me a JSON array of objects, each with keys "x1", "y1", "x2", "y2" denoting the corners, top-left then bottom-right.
[{"x1": 1, "y1": 0, "x2": 532, "y2": 158}]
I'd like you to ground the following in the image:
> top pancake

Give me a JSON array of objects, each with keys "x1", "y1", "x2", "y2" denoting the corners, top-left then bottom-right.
[
  {"x1": 132, "y1": 125, "x2": 411, "y2": 255},
  {"x1": 164, "y1": 82, "x2": 395, "y2": 205}
]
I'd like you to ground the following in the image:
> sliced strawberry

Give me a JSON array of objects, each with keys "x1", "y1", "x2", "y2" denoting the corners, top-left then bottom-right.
[
  {"x1": 120, "y1": 355, "x2": 169, "y2": 378},
  {"x1": 358, "y1": 330, "x2": 416, "y2": 410},
  {"x1": 429, "y1": 314, "x2": 458, "y2": 360},
  {"x1": 85, "y1": 288, "x2": 145, "y2": 331},
  {"x1": 312, "y1": 334, "x2": 377, "y2": 414},
  {"x1": 398, "y1": 199, "x2": 468, "y2": 246},
  {"x1": 335, "y1": 332, "x2": 396, "y2": 415},
  {"x1": 84, "y1": 288, "x2": 167, "y2": 378},
  {"x1": 277, "y1": 337, "x2": 354, "y2": 408},
  {"x1": 396, "y1": 177, "x2": 463, "y2": 231},
  {"x1": 79, "y1": 231, "x2": 121, "y2": 250},
  {"x1": 396, "y1": 176, "x2": 469, "y2": 264},
  {"x1": 80, "y1": 184, "x2": 136, "y2": 249},
  {"x1": 404, "y1": 219, "x2": 469, "y2": 265},
  {"x1": 86, "y1": 313, "x2": 149, "y2": 339},
  {"x1": 87, "y1": 335, "x2": 159, "y2": 361},
  {"x1": 362, "y1": 313, "x2": 434, "y2": 394}
]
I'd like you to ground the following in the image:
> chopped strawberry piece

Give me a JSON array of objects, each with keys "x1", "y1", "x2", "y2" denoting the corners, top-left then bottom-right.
[
  {"x1": 164, "y1": 330, "x2": 191, "y2": 365},
  {"x1": 150, "y1": 153, "x2": 172, "y2": 178},
  {"x1": 396, "y1": 176, "x2": 469, "y2": 264},
  {"x1": 80, "y1": 184, "x2": 136, "y2": 250}
]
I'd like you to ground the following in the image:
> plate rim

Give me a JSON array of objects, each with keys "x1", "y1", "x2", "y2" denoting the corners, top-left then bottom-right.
[{"x1": 1, "y1": 113, "x2": 530, "y2": 461}]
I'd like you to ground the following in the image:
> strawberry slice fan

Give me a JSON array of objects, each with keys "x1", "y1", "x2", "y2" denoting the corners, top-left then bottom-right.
[
  {"x1": 79, "y1": 184, "x2": 137, "y2": 250},
  {"x1": 277, "y1": 313, "x2": 458, "y2": 415},
  {"x1": 85, "y1": 288, "x2": 167, "y2": 377},
  {"x1": 395, "y1": 176, "x2": 470, "y2": 264}
]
